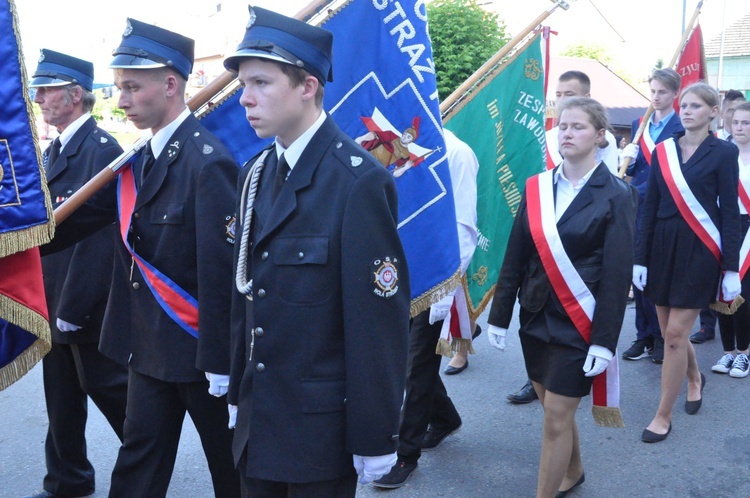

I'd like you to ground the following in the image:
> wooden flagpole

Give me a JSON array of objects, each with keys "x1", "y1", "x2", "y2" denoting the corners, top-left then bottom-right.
[
  {"x1": 440, "y1": 0, "x2": 574, "y2": 118},
  {"x1": 617, "y1": 0, "x2": 705, "y2": 178},
  {"x1": 53, "y1": 0, "x2": 334, "y2": 225}
]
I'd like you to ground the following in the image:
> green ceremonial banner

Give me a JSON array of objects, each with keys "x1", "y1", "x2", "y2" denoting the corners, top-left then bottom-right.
[{"x1": 443, "y1": 33, "x2": 546, "y2": 319}]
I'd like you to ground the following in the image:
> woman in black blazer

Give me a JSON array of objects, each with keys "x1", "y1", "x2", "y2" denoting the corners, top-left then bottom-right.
[
  {"x1": 487, "y1": 98, "x2": 637, "y2": 498},
  {"x1": 634, "y1": 83, "x2": 741, "y2": 442}
]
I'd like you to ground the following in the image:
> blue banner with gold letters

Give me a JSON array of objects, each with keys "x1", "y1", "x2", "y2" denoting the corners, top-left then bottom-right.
[
  {"x1": 0, "y1": 0, "x2": 52, "y2": 391},
  {"x1": 0, "y1": 0, "x2": 54, "y2": 258},
  {"x1": 322, "y1": 0, "x2": 461, "y2": 314},
  {"x1": 200, "y1": 0, "x2": 461, "y2": 315}
]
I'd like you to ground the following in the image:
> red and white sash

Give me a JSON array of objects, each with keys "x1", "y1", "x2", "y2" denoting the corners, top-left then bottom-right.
[
  {"x1": 656, "y1": 138, "x2": 722, "y2": 261},
  {"x1": 526, "y1": 170, "x2": 621, "y2": 423},
  {"x1": 545, "y1": 128, "x2": 562, "y2": 170},
  {"x1": 637, "y1": 117, "x2": 657, "y2": 166},
  {"x1": 738, "y1": 157, "x2": 750, "y2": 279}
]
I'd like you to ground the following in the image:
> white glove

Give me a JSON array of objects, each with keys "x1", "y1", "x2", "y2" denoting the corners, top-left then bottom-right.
[
  {"x1": 428, "y1": 296, "x2": 453, "y2": 325},
  {"x1": 228, "y1": 404, "x2": 237, "y2": 429},
  {"x1": 205, "y1": 372, "x2": 229, "y2": 397},
  {"x1": 583, "y1": 345, "x2": 613, "y2": 377},
  {"x1": 722, "y1": 271, "x2": 742, "y2": 301},
  {"x1": 488, "y1": 325, "x2": 507, "y2": 351},
  {"x1": 353, "y1": 453, "x2": 397, "y2": 484},
  {"x1": 56, "y1": 318, "x2": 82, "y2": 332},
  {"x1": 632, "y1": 265, "x2": 648, "y2": 291},
  {"x1": 622, "y1": 143, "x2": 639, "y2": 161}
]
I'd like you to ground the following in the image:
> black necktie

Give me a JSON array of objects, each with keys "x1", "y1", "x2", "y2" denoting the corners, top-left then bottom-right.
[
  {"x1": 45, "y1": 137, "x2": 61, "y2": 172},
  {"x1": 272, "y1": 153, "x2": 290, "y2": 201},
  {"x1": 139, "y1": 141, "x2": 155, "y2": 187}
]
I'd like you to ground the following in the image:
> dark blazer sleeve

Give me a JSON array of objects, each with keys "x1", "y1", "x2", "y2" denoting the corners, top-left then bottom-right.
[
  {"x1": 591, "y1": 181, "x2": 638, "y2": 352},
  {"x1": 634, "y1": 150, "x2": 662, "y2": 266},
  {"x1": 341, "y1": 165, "x2": 410, "y2": 457},
  {"x1": 194, "y1": 150, "x2": 239, "y2": 375},
  {"x1": 228, "y1": 160, "x2": 255, "y2": 406},
  {"x1": 487, "y1": 191, "x2": 533, "y2": 329},
  {"x1": 717, "y1": 143, "x2": 740, "y2": 272}
]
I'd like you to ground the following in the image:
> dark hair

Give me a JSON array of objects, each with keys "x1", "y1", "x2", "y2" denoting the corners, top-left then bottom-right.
[
  {"x1": 278, "y1": 62, "x2": 325, "y2": 107},
  {"x1": 615, "y1": 134, "x2": 625, "y2": 147},
  {"x1": 558, "y1": 71, "x2": 591, "y2": 94},
  {"x1": 724, "y1": 89, "x2": 746, "y2": 104}
]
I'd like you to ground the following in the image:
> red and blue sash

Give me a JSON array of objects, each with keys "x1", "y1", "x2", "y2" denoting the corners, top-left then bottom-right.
[{"x1": 117, "y1": 164, "x2": 199, "y2": 338}]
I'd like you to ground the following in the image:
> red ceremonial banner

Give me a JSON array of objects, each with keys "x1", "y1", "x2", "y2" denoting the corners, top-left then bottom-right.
[{"x1": 674, "y1": 23, "x2": 707, "y2": 113}]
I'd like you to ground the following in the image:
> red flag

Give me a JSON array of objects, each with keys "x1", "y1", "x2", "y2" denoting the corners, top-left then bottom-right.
[{"x1": 674, "y1": 23, "x2": 707, "y2": 113}]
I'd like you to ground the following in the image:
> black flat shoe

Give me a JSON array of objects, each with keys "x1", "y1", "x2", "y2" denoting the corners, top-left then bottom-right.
[
  {"x1": 685, "y1": 373, "x2": 706, "y2": 415},
  {"x1": 555, "y1": 472, "x2": 585, "y2": 497},
  {"x1": 642, "y1": 423, "x2": 672, "y2": 443},
  {"x1": 472, "y1": 324, "x2": 482, "y2": 339},
  {"x1": 444, "y1": 359, "x2": 469, "y2": 375}
]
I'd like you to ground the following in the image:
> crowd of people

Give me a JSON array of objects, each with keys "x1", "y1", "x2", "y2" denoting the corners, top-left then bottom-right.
[{"x1": 17, "y1": 4, "x2": 748, "y2": 498}]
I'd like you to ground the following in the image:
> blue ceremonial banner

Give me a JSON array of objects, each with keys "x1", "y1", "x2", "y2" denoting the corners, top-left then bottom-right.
[
  {"x1": 200, "y1": 0, "x2": 461, "y2": 315},
  {"x1": 0, "y1": 0, "x2": 52, "y2": 390},
  {"x1": 0, "y1": 0, "x2": 54, "y2": 258},
  {"x1": 322, "y1": 0, "x2": 461, "y2": 314}
]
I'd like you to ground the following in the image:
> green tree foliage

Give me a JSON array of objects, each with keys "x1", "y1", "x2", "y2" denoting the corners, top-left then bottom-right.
[
  {"x1": 427, "y1": 0, "x2": 510, "y2": 102},
  {"x1": 560, "y1": 42, "x2": 613, "y2": 66}
]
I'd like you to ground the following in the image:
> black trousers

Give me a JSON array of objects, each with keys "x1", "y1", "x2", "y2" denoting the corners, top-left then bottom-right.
[
  {"x1": 238, "y1": 451, "x2": 357, "y2": 498},
  {"x1": 42, "y1": 341, "x2": 128, "y2": 496},
  {"x1": 108, "y1": 368, "x2": 240, "y2": 498},
  {"x1": 397, "y1": 309, "x2": 461, "y2": 463}
]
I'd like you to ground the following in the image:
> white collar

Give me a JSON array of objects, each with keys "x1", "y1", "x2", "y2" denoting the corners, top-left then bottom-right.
[
  {"x1": 58, "y1": 113, "x2": 91, "y2": 150},
  {"x1": 150, "y1": 107, "x2": 191, "y2": 159},
  {"x1": 274, "y1": 110, "x2": 326, "y2": 170}
]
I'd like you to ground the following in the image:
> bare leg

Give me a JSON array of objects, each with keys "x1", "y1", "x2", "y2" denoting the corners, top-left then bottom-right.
[
  {"x1": 646, "y1": 306, "x2": 700, "y2": 434},
  {"x1": 533, "y1": 381, "x2": 582, "y2": 498},
  {"x1": 447, "y1": 350, "x2": 468, "y2": 369},
  {"x1": 447, "y1": 319, "x2": 476, "y2": 369}
]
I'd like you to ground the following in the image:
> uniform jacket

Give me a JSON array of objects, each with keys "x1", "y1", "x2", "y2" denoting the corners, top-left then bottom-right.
[
  {"x1": 488, "y1": 163, "x2": 638, "y2": 353},
  {"x1": 626, "y1": 112, "x2": 684, "y2": 200},
  {"x1": 635, "y1": 132, "x2": 740, "y2": 272},
  {"x1": 49, "y1": 114, "x2": 238, "y2": 382},
  {"x1": 42, "y1": 116, "x2": 122, "y2": 344},
  {"x1": 228, "y1": 115, "x2": 411, "y2": 483}
]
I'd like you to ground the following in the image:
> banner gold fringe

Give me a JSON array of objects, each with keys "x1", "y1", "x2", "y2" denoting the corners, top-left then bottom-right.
[
  {"x1": 0, "y1": 338, "x2": 49, "y2": 391},
  {"x1": 0, "y1": 292, "x2": 51, "y2": 391},
  {"x1": 591, "y1": 406, "x2": 625, "y2": 428},
  {"x1": 709, "y1": 295, "x2": 745, "y2": 315},
  {"x1": 409, "y1": 268, "x2": 462, "y2": 318},
  {"x1": 436, "y1": 337, "x2": 475, "y2": 359},
  {"x1": 0, "y1": 0, "x2": 55, "y2": 259}
]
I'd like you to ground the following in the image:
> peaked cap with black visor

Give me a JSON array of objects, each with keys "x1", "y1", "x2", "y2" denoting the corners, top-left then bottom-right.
[
  {"x1": 29, "y1": 49, "x2": 94, "y2": 92},
  {"x1": 109, "y1": 18, "x2": 194, "y2": 80},
  {"x1": 223, "y1": 6, "x2": 333, "y2": 85}
]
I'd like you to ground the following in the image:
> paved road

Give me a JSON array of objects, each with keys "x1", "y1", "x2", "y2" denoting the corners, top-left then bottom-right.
[{"x1": 2, "y1": 304, "x2": 750, "y2": 497}]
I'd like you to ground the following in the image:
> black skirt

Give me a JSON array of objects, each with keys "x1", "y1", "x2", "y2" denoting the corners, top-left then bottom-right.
[
  {"x1": 645, "y1": 216, "x2": 721, "y2": 308},
  {"x1": 520, "y1": 332, "x2": 593, "y2": 398}
]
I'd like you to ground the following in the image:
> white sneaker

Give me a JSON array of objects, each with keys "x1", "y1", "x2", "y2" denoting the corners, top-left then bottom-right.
[
  {"x1": 729, "y1": 353, "x2": 750, "y2": 378},
  {"x1": 711, "y1": 353, "x2": 735, "y2": 374}
]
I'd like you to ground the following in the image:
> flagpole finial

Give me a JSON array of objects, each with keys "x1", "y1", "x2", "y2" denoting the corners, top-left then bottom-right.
[{"x1": 550, "y1": 0, "x2": 572, "y2": 10}]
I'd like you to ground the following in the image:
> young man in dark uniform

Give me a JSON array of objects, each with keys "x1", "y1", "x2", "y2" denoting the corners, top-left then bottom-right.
[
  {"x1": 224, "y1": 7, "x2": 411, "y2": 497},
  {"x1": 26, "y1": 50, "x2": 127, "y2": 498},
  {"x1": 45, "y1": 19, "x2": 241, "y2": 498}
]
